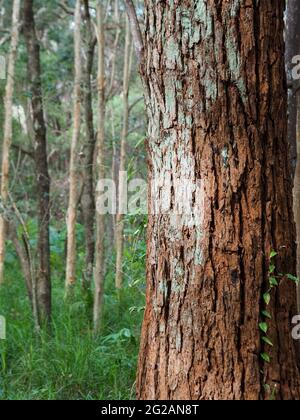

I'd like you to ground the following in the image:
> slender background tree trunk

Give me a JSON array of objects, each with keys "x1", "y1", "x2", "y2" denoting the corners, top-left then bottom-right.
[
  {"x1": 137, "y1": 0, "x2": 300, "y2": 400},
  {"x1": 65, "y1": 0, "x2": 82, "y2": 293},
  {"x1": 115, "y1": 17, "x2": 132, "y2": 289},
  {"x1": 24, "y1": 0, "x2": 51, "y2": 322},
  {"x1": 81, "y1": 0, "x2": 96, "y2": 290},
  {"x1": 0, "y1": 0, "x2": 21, "y2": 285},
  {"x1": 94, "y1": 2, "x2": 106, "y2": 333}
]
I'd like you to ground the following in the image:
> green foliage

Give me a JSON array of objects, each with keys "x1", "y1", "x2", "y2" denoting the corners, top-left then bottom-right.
[
  {"x1": 263, "y1": 293, "x2": 271, "y2": 306},
  {"x1": 261, "y1": 310, "x2": 272, "y2": 320},
  {"x1": 259, "y1": 251, "x2": 278, "y2": 366},
  {"x1": 260, "y1": 353, "x2": 271, "y2": 364},
  {"x1": 259, "y1": 323, "x2": 268, "y2": 334},
  {"x1": 286, "y1": 273, "x2": 299, "y2": 284},
  {"x1": 259, "y1": 250, "x2": 299, "y2": 392},
  {"x1": 264, "y1": 384, "x2": 278, "y2": 401},
  {"x1": 0, "y1": 220, "x2": 146, "y2": 400},
  {"x1": 0, "y1": 0, "x2": 148, "y2": 402},
  {"x1": 261, "y1": 337, "x2": 273, "y2": 347}
]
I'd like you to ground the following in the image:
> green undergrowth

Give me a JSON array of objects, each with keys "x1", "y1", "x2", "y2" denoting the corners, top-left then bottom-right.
[{"x1": 0, "y1": 219, "x2": 146, "y2": 400}]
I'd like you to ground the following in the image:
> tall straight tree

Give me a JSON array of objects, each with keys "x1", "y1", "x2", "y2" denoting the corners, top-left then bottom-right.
[
  {"x1": 93, "y1": 1, "x2": 106, "y2": 332},
  {"x1": 24, "y1": 0, "x2": 51, "y2": 322},
  {"x1": 115, "y1": 17, "x2": 132, "y2": 289},
  {"x1": 286, "y1": 0, "x2": 300, "y2": 313},
  {"x1": 128, "y1": 0, "x2": 300, "y2": 400},
  {"x1": 0, "y1": 0, "x2": 21, "y2": 285},
  {"x1": 81, "y1": 0, "x2": 96, "y2": 289},
  {"x1": 65, "y1": 0, "x2": 82, "y2": 292}
]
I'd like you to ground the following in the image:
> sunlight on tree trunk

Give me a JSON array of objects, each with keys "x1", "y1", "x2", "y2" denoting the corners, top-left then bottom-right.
[
  {"x1": 0, "y1": 0, "x2": 21, "y2": 285},
  {"x1": 65, "y1": 0, "x2": 82, "y2": 294}
]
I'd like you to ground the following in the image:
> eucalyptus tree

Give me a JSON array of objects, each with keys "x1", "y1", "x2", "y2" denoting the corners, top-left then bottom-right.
[{"x1": 126, "y1": 0, "x2": 300, "y2": 400}]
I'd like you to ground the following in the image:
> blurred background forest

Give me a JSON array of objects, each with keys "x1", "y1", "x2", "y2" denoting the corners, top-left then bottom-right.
[{"x1": 0, "y1": 0, "x2": 147, "y2": 400}]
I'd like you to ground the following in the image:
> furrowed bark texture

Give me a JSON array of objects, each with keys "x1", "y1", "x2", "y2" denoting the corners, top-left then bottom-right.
[
  {"x1": 137, "y1": 0, "x2": 300, "y2": 400},
  {"x1": 24, "y1": 0, "x2": 51, "y2": 321}
]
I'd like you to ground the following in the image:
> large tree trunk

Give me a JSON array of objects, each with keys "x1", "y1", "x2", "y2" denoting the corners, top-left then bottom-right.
[
  {"x1": 65, "y1": 0, "x2": 82, "y2": 292},
  {"x1": 24, "y1": 0, "x2": 51, "y2": 322},
  {"x1": 115, "y1": 17, "x2": 132, "y2": 289},
  {"x1": 93, "y1": 2, "x2": 106, "y2": 333},
  {"x1": 81, "y1": 0, "x2": 96, "y2": 289},
  {"x1": 137, "y1": 0, "x2": 300, "y2": 400},
  {"x1": 0, "y1": 0, "x2": 21, "y2": 285}
]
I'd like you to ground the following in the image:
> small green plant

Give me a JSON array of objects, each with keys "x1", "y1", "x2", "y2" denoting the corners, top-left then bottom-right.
[
  {"x1": 264, "y1": 383, "x2": 278, "y2": 401},
  {"x1": 259, "y1": 251, "x2": 277, "y2": 364},
  {"x1": 259, "y1": 250, "x2": 299, "y2": 399},
  {"x1": 260, "y1": 250, "x2": 299, "y2": 364}
]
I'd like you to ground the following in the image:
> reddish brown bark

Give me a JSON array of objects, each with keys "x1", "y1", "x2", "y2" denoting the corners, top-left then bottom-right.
[{"x1": 137, "y1": 0, "x2": 300, "y2": 400}]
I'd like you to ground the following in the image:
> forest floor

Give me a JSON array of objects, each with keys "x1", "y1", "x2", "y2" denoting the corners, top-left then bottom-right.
[{"x1": 0, "y1": 222, "x2": 146, "y2": 400}]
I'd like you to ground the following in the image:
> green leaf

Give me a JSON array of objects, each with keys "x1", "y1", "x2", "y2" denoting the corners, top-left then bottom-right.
[
  {"x1": 264, "y1": 384, "x2": 271, "y2": 393},
  {"x1": 261, "y1": 353, "x2": 271, "y2": 363},
  {"x1": 261, "y1": 310, "x2": 272, "y2": 320},
  {"x1": 259, "y1": 323, "x2": 268, "y2": 334},
  {"x1": 270, "y1": 251, "x2": 277, "y2": 259},
  {"x1": 263, "y1": 293, "x2": 271, "y2": 305},
  {"x1": 262, "y1": 336, "x2": 273, "y2": 347},
  {"x1": 269, "y1": 265, "x2": 275, "y2": 274},
  {"x1": 269, "y1": 277, "x2": 278, "y2": 287},
  {"x1": 287, "y1": 274, "x2": 299, "y2": 284}
]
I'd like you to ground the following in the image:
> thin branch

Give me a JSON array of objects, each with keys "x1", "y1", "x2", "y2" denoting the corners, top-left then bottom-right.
[
  {"x1": 0, "y1": 33, "x2": 11, "y2": 46},
  {"x1": 58, "y1": 1, "x2": 74, "y2": 15},
  {"x1": 11, "y1": 143, "x2": 34, "y2": 159},
  {"x1": 8, "y1": 193, "x2": 40, "y2": 333},
  {"x1": 124, "y1": 0, "x2": 143, "y2": 62},
  {"x1": 127, "y1": 124, "x2": 143, "y2": 136},
  {"x1": 129, "y1": 96, "x2": 143, "y2": 112}
]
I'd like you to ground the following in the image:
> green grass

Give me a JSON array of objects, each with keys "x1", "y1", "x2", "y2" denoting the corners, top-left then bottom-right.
[{"x1": 0, "y1": 226, "x2": 146, "y2": 400}]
